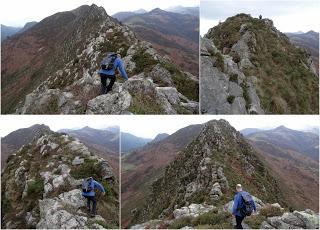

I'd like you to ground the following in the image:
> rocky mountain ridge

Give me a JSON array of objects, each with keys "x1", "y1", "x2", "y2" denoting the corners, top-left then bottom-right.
[
  {"x1": 1, "y1": 128, "x2": 119, "y2": 228},
  {"x1": 201, "y1": 14, "x2": 318, "y2": 114},
  {"x1": 2, "y1": 4, "x2": 198, "y2": 114},
  {"x1": 131, "y1": 120, "x2": 283, "y2": 225},
  {"x1": 1, "y1": 124, "x2": 51, "y2": 168},
  {"x1": 128, "y1": 120, "x2": 319, "y2": 229}
]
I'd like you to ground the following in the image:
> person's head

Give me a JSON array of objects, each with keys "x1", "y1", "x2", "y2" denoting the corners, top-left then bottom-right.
[
  {"x1": 86, "y1": 177, "x2": 93, "y2": 181},
  {"x1": 236, "y1": 184, "x2": 242, "y2": 192}
]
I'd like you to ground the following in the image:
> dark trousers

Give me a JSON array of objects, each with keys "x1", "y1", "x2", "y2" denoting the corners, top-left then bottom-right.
[
  {"x1": 100, "y1": 73, "x2": 116, "y2": 94},
  {"x1": 84, "y1": 195, "x2": 97, "y2": 215},
  {"x1": 235, "y1": 215, "x2": 245, "y2": 229}
]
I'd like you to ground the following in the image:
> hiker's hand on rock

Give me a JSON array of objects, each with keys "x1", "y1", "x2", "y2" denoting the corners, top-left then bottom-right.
[{"x1": 102, "y1": 192, "x2": 106, "y2": 196}]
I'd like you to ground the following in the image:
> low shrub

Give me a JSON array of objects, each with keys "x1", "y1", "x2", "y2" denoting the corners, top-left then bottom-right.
[{"x1": 227, "y1": 95, "x2": 235, "y2": 104}]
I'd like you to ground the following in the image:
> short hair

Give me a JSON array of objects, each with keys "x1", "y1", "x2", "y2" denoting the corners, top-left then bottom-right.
[{"x1": 236, "y1": 184, "x2": 242, "y2": 189}]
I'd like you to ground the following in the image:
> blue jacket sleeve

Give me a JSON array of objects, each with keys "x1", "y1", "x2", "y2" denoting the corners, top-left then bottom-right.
[
  {"x1": 116, "y1": 58, "x2": 128, "y2": 80},
  {"x1": 232, "y1": 194, "x2": 239, "y2": 215},
  {"x1": 94, "y1": 181, "x2": 106, "y2": 193},
  {"x1": 253, "y1": 199, "x2": 257, "y2": 212}
]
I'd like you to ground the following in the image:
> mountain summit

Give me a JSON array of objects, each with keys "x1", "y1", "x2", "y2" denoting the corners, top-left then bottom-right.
[
  {"x1": 201, "y1": 14, "x2": 319, "y2": 114},
  {"x1": 128, "y1": 120, "x2": 319, "y2": 229},
  {"x1": 2, "y1": 4, "x2": 198, "y2": 114}
]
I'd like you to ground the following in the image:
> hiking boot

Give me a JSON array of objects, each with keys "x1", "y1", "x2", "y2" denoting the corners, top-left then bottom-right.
[
  {"x1": 90, "y1": 213, "x2": 96, "y2": 218},
  {"x1": 100, "y1": 85, "x2": 107, "y2": 95}
]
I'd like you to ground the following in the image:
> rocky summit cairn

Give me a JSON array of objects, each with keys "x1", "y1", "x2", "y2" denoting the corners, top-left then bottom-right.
[
  {"x1": 128, "y1": 119, "x2": 319, "y2": 229},
  {"x1": 201, "y1": 13, "x2": 318, "y2": 114},
  {"x1": 8, "y1": 4, "x2": 198, "y2": 115},
  {"x1": 1, "y1": 129, "x2": 118, "y2": 229}
]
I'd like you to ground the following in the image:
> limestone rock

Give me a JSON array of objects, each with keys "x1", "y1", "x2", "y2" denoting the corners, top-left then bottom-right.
[
  {"x1": 148, "y1": 64, "x2": 173, "y2": 86},
  {"x1": 86, "y1": 90, "x2": 132, "y2": 114},
  {"x1": 173, "y1": 203, "x2": 215, "y2": 219}
]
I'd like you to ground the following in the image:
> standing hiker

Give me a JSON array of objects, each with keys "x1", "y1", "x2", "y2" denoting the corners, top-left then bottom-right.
[
  {"x1": 232, "y1": 184, "x2": 256, "y2": 229},
  {"x1": 82, "y1": 177, "x2": 106, "y2": 217},
  {"x1": 98, "y1": 52, "x2": 128, "y2": 94}
]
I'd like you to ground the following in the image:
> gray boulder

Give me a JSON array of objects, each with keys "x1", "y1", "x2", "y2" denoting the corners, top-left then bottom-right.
[
  {"x1": 86, "y1": 90, "x2": 132, "y2": 114},
  {"x1": 72, "y1": 156, "x2": 84, "y2": 165},
  {"x1": 148, "y1": 64, "x2": 173, "y2": 86},
  {"x1": 209, "y1": 182, "x2": 222, "y2": 200},
  {"x1": 173, "y1": 203, "x2": 215, "y2": 219}
]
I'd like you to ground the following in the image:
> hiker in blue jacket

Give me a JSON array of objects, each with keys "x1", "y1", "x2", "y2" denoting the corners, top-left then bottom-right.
[
  {"x1": 232, "y1": 184, "x2": 256, "y2": 229},
  {"x1": 82, "y1": 177, "x2": 106, "y2": 217},
  {"x1": 98, "y1": 52, "x2": 128, "y2": 94}
]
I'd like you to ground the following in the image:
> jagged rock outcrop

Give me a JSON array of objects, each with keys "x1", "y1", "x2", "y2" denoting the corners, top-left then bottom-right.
[
  {"x1": 131, "y1": 119, "x2": 283, "y2": 226},
  {"x1": 201, "y1": 37, "x2": 263, "y2": 114},
  {"x1": 9, "y1": 4, "x2": 198, "y2": 115},
  {"x1": 202, "y1": 13, "x2": 318, "y2": 114},
  {"x1": 1, "y1": 129, "x2": 118, "y2": 229},
  {"x1": 261, "y1": 209, "x2": 319, "y2": 229},
  {"x1": 173, "y1": 203, "x2": 215, "y2": 219}
]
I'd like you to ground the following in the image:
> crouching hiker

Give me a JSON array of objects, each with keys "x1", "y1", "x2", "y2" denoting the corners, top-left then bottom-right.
[
  {"x1": 82, "y1": 177, "x2": 106, "y2": 217},
  {"x1": 232, "y1": 184, "x2": 256, "y2": 229},
  {"x1": 98, "y1": 52, "x2": 128, "y2": 94}
]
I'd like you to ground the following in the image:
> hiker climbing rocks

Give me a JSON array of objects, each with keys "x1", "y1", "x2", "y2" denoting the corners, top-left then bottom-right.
[
  {"x1": 98, "y1": 52, "x2": 128, "y2": 94},
  {"x1": 82, "y1": 177, "x2": 106, "y2": 217},
  {"x1": 232, "y1": 184, "x2": 256, "y2": 229}
]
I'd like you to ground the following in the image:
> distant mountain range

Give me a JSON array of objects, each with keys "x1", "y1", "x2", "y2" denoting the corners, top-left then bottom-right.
[
  {"x1": 165, "y1": 5, "x2": 199, "y2": 16},
  {"x1": 121, "y1": 132, "x2": 170, "y2": 153},
  {"x1": 121, "y1": 132, "x2": 152, "y2": 153},
  {"x1": 245, "y1": 126, "x2": 319, "y2": 212},
  {"x1": 1, "y1": 21, "x2": 37, "y2": 42},
  {"x1": 286, "y1": 30, "x2": 319, "y2": 74},
  {"x1": 112, "y1": 9, "x2": 147, "y2": 21},
  {"x1": 245, "y1": 125, "x2": 319, "y2": 161},
  {"x1": 116, "y1": 7, "x2": 199, "y2": 76}
]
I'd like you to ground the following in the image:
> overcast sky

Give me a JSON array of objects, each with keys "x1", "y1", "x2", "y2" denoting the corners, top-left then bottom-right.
[
  {"x1": 0, "y1": 0, "x2": 198, "y2": 27},
  {"x1": 1, "y1": 115, "x2": 315, "y2": 138},
  {"x1": 201, "y1": 0, "x2": 320, "y2": 35}
]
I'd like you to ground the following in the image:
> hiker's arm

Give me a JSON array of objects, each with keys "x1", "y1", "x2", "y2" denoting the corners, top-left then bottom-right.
[
  {"x1": 253, "y1": 200, "x2": 257, "y2": 212},
  {"x1": 232, "y1": 195, "x2": 239, "y2": 215},
  {"x1": 94, "y1": 181, "x2": 106, "y2": 193},
  {"x1": 117, "y1": 59, "x2": 128, "y2": 80}
]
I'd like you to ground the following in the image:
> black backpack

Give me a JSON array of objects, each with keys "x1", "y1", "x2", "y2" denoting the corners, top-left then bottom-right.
[
  {"x1": 240, "y1": 191, "x2": 254, "y2": 216},
  {"x1": 82, "y1": 178, "x2": 94, "y2": 193},
  {"x1": 100, "y1": 53, "x2": 117, "y2": 71}
]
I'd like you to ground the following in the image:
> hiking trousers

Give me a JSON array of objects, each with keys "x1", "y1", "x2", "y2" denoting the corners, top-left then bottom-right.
[
  {"x1": 235, "y1": 215, "x2": 245, "y2": 229},
  {"x1": 84, "y1": 195, "x2": 97, "y2": 215},
  {"x1": 100, "y1": 73, "x2": 116, "y2": 94}
]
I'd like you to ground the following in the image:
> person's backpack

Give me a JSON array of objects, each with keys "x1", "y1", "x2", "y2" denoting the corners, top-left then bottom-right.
[
  {"x1": 239, "y1": 191, "x2": 254, "y2": 216},
  {"x1": 100, "y1": 53, "x2": 117, "y2": 71},
  {"x1": 82, "y1": 178, "x2": 94, "y2": 193}
]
